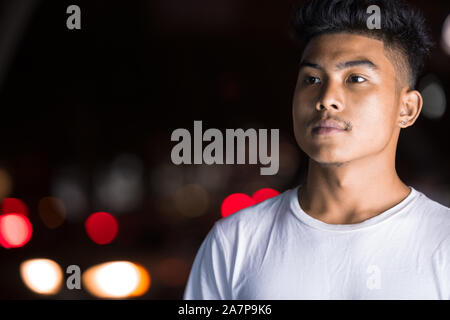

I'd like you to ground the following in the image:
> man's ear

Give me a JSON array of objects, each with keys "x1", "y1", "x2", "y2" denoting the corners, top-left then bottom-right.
[{"x1": 398, "y1": 88, "x2": 423, "y2": 128}]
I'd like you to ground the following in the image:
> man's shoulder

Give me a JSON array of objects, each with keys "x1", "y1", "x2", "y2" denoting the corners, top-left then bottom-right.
[
  {"x1": 411, "y1": 189, "x2": 450, "y2": 241},
  {"x1": 414, "y1": 189, "x2": 450, "y2": 219}
]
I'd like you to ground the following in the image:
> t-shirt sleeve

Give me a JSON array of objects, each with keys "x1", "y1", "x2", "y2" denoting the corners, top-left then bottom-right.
[{"x1": 183, "y1": 222, "x2": 231, "y2": 300}]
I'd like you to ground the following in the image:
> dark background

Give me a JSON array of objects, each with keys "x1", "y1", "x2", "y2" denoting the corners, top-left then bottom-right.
[{"x1": 0, "y1": 0, "x2": 448, "y2": 299}]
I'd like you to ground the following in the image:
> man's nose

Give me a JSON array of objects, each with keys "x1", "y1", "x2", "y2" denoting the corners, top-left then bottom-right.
[{"x1": 315, "y1": 81, "x2": 344, "y2": 112}]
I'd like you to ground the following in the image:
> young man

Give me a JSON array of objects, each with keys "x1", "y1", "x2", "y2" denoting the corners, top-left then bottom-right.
[{"x1": 183, "y1": 0, "x2": 450, "y2": 299}]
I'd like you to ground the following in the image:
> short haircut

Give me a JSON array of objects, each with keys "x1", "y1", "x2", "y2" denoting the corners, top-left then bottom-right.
[{"x1": 290, "y1": 0, "x2": 434, "y2": 89}]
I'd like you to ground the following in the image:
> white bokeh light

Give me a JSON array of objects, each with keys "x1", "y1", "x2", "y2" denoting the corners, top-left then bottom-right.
[
  {"x1": 82, "y1": 261, "x2": 150, "y2": 298},
  {"x1": 419, "y1": 74, "x2": 447, "y2": 120},
  {"x1": 51, "y1": 166, "x2": 88, "y2": 221},
  {"x1": 94, "y1": 154, "x2": 144, "y2": 214},
  {"x1": 20, "y1": 259, "x2": 63, "y2": 295}
]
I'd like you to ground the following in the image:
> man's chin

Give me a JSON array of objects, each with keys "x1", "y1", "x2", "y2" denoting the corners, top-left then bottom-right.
[
  {"x1": 314, "y1": 160, "x2": 346, "y2": 167},
  {"x1": 308, "y1": 156, "x2": 349, "y2": 168},
  {"x1": 299, "y1": 144, "x2": 354, "y2": 167}
]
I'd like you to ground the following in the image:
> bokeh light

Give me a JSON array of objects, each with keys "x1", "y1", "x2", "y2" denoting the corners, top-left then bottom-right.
[
  {"x1": 85, "y1": 212, "x2": 119, "y2": 245},
  {"x1": 38, "y1": 197, "x2": 66, "y2": 229},
  {"x1": 154, "y1": 258, "x2": 190, "y2": 288},
  {"x1": 221, "y1": 193, "x2": 256, "y2": 218},
  {"x1": 94, "y1": 154, "x2": 144, "y2": 214},
  {"x1": 0, "y1": 213, "x2": 32, "y2": 248},
  {"x1": 419, "y1": 74, "x2": 447, "y2": 120},
  {"x1": 1, "y1": 198, "x2": 29, "y2": 217},
  {"x1": 252, "y1": 188, "x2": 280, "y2": 203},
  {"x1": 82, "y1": 261, "x2": 150, "y2": 298},
  {"x1": 173, "y1": 183, "x2": 209, "y2": 217},
  {"x1": 130, "y1": 263, "x2": 151, "y2": 297},
  {"x1": 51, "y1": 166, "x2": 89, "y2": 222},
  {"x1": 20, "y1": 259, "x2": 63, "y2": 295}
]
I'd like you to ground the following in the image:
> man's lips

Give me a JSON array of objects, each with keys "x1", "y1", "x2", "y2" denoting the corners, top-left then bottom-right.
[
  {"x1": 312, "y1": 127, "x2": 346, "y2": 135},
  {"x1": 311, "y1": 119, "x2": 348, "y2": 135}
]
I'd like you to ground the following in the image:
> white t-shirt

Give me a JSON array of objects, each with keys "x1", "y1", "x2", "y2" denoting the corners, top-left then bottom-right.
[{"x1": 183, "y1": 186, "x2": 450, "y2": 299}]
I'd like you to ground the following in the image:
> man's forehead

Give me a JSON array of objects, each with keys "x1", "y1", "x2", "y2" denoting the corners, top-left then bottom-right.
[{"x1": 301, "y1": 33, "x2": 390, "y2": 67}]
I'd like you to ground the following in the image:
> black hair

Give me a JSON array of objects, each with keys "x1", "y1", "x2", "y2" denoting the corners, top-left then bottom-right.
[{"x1": 290, "y1": 0, "x2": 434, "y2": 89}]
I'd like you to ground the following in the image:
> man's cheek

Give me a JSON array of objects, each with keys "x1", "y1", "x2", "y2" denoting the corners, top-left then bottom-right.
[
  {"x1": 293, "y1": 107, "x2": 310, "y2": 130},
  {"x1": 356, "y1": 120, "x2": 390, "y2": 149}
]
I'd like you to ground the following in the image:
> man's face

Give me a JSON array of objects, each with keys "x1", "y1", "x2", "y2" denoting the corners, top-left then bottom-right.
[{"x1": 292, "y1": 33, "x2": 404, "y2": 166}]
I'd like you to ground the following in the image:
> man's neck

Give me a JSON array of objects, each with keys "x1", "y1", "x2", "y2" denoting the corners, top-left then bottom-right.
[{"x1": 298, "y1": 155, "x2": 411, "y2": 225}]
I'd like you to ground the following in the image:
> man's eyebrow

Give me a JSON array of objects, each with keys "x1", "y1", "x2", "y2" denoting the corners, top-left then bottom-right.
[
  {"x1": 335, "y1": 59, "x2": 378, "y2": 70},
  {"x1": 298, "y1": 59, "x2": 378, "y2": 71},
  {"x1": 299, "y1": 61, "x2": 323, "y2": 71}
]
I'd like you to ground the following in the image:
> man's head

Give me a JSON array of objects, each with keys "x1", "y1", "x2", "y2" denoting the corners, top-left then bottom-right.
[{"x1": 290, "y1": 0, "x2": 433, "y2": 167}]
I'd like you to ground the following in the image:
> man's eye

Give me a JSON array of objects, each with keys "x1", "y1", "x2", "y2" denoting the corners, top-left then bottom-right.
[
  {"x1": 303, "y1": 76, "x2": 321, "y2": 85},
  {"x1": 347, "y1": 75, "x2": 366, "y2": 83}
]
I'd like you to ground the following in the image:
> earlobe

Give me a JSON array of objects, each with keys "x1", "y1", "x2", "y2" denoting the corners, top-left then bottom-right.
[{"x1": 399, "y1": 89, "x2": 423, "y2": 128}]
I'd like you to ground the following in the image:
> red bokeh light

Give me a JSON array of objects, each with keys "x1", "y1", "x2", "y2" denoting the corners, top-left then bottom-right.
[
  {"x1": 84, "y1": 212, "x2": 119, "y2": 245},
  {"x1": 0, "y1": 213, "x2": 33, "y2": 248},
  {"x1": 1, "y1": 198, "x2": 29, "y2": 217},
  {"x1": 220, "y1": 193, "x2": 256, "y2": 218},
  {"x1": 252, "y1": 188, "x2": 280, "y2": 204}
]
